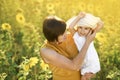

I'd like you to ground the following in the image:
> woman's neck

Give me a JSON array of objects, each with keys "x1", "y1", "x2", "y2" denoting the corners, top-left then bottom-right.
[{"x1": 49, "y1": 41, "x2": 62, "y2": 45}]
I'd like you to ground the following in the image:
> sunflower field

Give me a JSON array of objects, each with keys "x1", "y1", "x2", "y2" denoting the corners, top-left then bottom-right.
[{"x1": 0, "y1": 0, "x2": 120, "y2": 80}]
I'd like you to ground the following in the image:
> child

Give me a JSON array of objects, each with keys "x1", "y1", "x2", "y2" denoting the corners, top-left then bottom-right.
[{"x1": 67, "y1": 13, "x2": 104, "y2": 80}]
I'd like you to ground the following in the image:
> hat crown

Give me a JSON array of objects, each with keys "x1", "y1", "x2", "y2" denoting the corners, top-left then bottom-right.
[
  {"x1": 66, "y1": 13, "x2": 100, "y2": 29},
  {"x1": 77, "y1": 13, "x2": 100, "y2": 29}
]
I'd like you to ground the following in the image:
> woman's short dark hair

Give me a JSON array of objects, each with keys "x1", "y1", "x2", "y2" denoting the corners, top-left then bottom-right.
[{"x1": 43, "y1": 16, "x2": 66, "y2": 42}]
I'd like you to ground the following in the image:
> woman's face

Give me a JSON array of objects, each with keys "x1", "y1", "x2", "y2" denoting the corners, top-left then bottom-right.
[
  {"x1": 77, "y1": 26, "x2": 91, "y2": 36},
  {"x1": 57, "y1": 31, "x2": 67, "y2": 43}
]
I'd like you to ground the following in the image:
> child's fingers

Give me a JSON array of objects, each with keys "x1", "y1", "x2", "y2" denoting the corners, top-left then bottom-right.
[
  {"x1": 78, "y1": 12, "x2": 86, "y2": 18},
  {"x1": 86, "y1": 30, "x2": 96, "y2": 43},
  {"x1": 86, "y1": 30, "x2": 92, "y2": 37}
]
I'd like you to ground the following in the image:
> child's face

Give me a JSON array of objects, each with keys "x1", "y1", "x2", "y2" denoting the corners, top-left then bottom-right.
[{"x1": 77, "y1": 26, "x2": 92, "y2": 36}]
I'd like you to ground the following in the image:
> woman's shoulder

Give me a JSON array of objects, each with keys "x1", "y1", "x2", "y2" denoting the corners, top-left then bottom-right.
[
  {"x1": 40, "y1": 47, "x2": 57, "y2": 63},
  {"x1": 40, "y1": 47, "x2": 55, "y2": 55},
  {"x1": 40, "y1": 47, "x2": 60, "y2": 59}
]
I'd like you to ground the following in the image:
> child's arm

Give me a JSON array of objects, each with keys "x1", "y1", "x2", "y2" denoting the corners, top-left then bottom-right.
[
  {"x1": 68, "y1": 12, "x2": 85, "y2": 36},
  {"x1": 94, "y1": 20, "x2": 104, "y2": 33}
]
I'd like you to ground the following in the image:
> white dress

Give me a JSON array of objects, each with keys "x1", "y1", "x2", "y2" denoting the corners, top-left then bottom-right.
[{"x1": 73, "y1": 32, "x2": 101, "y2": 75}]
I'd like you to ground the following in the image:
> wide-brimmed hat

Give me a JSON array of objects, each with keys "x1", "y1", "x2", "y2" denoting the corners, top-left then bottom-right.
[{"x1": 66, "y1": 13, "x2": 100, "y2": 29}]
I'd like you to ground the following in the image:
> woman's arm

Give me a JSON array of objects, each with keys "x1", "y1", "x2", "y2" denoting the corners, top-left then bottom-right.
[
  {"x1": 40, "y1": 30, "x2": 96, "y2": 71},
  {"x1": 68, "y1": 12, "x2": 85, "y2": 36}
]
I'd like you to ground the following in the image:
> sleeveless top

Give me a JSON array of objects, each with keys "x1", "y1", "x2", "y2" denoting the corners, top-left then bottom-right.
[{"x1": 44, "y1": 34, "x2": 81, "y2": 80}]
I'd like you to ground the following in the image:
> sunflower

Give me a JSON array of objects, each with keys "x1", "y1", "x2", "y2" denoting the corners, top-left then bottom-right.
[
  {"x1": 23, "y1": 64, "x2": 30, "y2": 72},
  {"x1": 16, "y1": 13, "x2": 25, "y2": 24},
  {"x1": 96, "y1": 33, "x2": 107, "y2": 44},
  {"x1": 87, "y1": 4, "x2": 94, "y2": 12},
  {"x1": 28, "y1": 57, "x2": 39, "y2": 68},
  {"x1": 0, "y1": 73, "x2": 7, "y2": 79},
  {"x1": 1, "y1": 23, "x2": 11, "y2": 30},
  {"x1": 46, "y1": 3, "x2": 54, "y2": 10},
  {"x1": 47, "y1": 8, "x2": 55, "y2": 15},
  {"x1": 79, "y1": 2, "x2": 86, "y2": 11},
  {"x1": 16, "y1": 8, "x2": 23, "y2": 13},
  {"x1": 107, "y1": 27, "x2": 116, "y2": 34},
  {"x1": 40, "y1": 60, "x2": 49, "y2": 71},
  {"x1": 95, "y1": 5, "x2": 103, "y2": 15}
]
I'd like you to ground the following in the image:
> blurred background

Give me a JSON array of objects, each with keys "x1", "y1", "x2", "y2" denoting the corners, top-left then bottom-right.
[{"x1": 0, "y1": 0, "x2": 120, "y2": 80}]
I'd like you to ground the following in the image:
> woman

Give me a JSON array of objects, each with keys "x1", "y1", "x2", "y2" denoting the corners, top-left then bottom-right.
[{"x1": 40, "y1": 12, "x2": 96, "y2": 80}]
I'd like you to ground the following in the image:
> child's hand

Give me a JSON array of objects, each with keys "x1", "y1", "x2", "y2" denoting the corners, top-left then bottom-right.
[
  {"x1": 95, "y1": 21, "x2": 104, "y2": 32},
  {"x1": 78, "y1": 12, "x2": 86, "y2": 19},
  {"x1": 86, "y1": 30, "x2": 96, "y2": 44}
]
